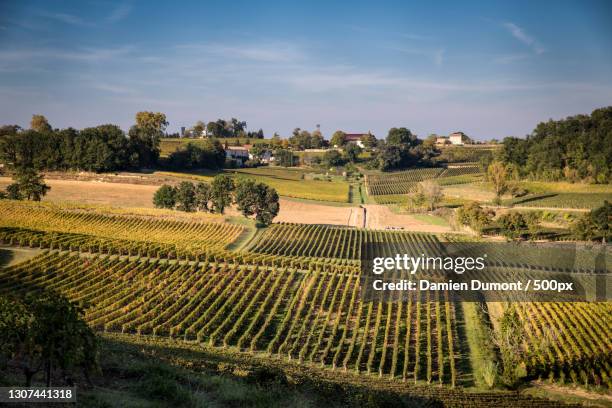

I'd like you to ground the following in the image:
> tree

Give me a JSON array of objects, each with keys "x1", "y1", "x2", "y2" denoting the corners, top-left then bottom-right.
[
  {"x1": 175, "y1": 181, "x2": 196, "y2": 212},
  {"x1": 0, "y1": 292, "x2": 98, "y2": 387},
  {"x1": 494, "y1": 306, "x2": 526, "y2": 388},
  {"x1": 195, "y1": 182, "x2": 212, "y2": 212},
  {"x1": 344, "y1": 143, "x2": 362, "y2": 163},
  {"x1": 323, "y1": 150, "x2": 343, "y2": 167},
  {"x1": 129, "y1": 111, "x2": 168, "y2": 168},
  {"x1": 153, "y1": 184, "x2": 176, "y2": 209},
  {"x1": 211, "y1": 174, "x2": 234, "y2": 213},
  {"x1": 135, "y1": 111, "x2": 168, "y2": 134},
  {"x1": 330, "y1": 130, "x2": 346, "y2": 147},
  {"x1": 572, "y1": 200, "x2": 611, "y2": 242},
  {"x1": 274, "y1": 149, "x2": 294, "y2": 167},
  {"x1": 234, "y1": 179, "x2": 259, "y2": 217},
  {"x1": 311, "y1": 129, "x2": 325, "y2": 148},
  {"x1": 9, "y1": 168, "x2": 50, "y2": 201},
  {"x1": 456, "y1": 202, "x2": 493, "y2": 235},
  {"x1": 376, "y1": 145, "x2": 402, "y2": 171},
  {"x1": 487, "y1": 161, "x2": 509, "y2": 205},
  {"x1": 417, "y1": 180, "x2": 443, "y2": 211},
  {"x1": 234, "y1": 179, "x2": 279, "y2": 226},
  {"x1": 497, "y1": 212, "x2": 527, "y2": 240},
  {"x1": 192, "y1": 120, "x2": 206, "y2": 137},
  {"x1": 254, "y1": 183, "x2": 279, "y2": 226},
  {"x1": 30, "y1": 114, "x2": 52, "y2": 133},
  {"x1": 386, "y1": 127, "x2": 416, "y2": 146},
  {"x1": 360, "y1": 132, "x2": 377, "y2": 149}
]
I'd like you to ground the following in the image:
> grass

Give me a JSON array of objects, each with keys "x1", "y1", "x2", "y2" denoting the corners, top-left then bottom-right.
[
  {"x1": 411, "y1": 214, "x2": 450, "y2": 227},
  {"x1": 156, "y1": 168, "x2": 350, "y2": 203},
  {"x1": 461, "y1": 302, "x2": 498, "y2": 389},
  {"x1": 507, "y1": 193, "x2": 611, "y2": 209}
]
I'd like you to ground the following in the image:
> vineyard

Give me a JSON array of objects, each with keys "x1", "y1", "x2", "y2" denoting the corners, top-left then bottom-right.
[
  {"x1": 511, "y1": 301, "x2": 612, "y2": 387},
  {"x1": 0, "y1": 201, "x2": 243, "y2": 254},
  {"x1": 1, "y1": 203, "x2": 610, "y2": 405},
  {"x1": 507, "y1": 193, "x2": 612, "y2": 209},
  {"x1": 0, "y1": 251, "x2": 461, "y2": 385},
  {"x1": 245, "y1": 222, "x2": 441, "y2": 262},
  {"x1": 365, "y1": 166, "x2": 482, "y2": 196}
]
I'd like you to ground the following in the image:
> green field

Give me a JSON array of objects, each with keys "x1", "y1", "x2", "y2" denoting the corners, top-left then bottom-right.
[
  {"x1": 508, "y1": 193, "x2": 611, "y2": 209},
  {"x1": 157, "y1": 167, "x2": 350, "y2": 202},
  {"x1": 160, "y1": 137, "x2": 270, "y2": 157}
]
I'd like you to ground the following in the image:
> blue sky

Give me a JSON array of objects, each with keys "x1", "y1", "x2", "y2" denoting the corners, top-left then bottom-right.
[{"x1": 1, "y1": 0, "x2": 611, "y2": 140}]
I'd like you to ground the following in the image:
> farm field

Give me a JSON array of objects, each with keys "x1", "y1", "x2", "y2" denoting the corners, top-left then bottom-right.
[
  {"x1": 365, "y1": 166, "x2": 482, "y2": 196},
  {"x1": 157, "y1": 167, "x2": 350, "y2": 203},
  {"x1": 1, "y1": 202, "x2": 610, "y2": 406},
  {"x1": 508, "y1": 193, "x2": 612, "y2": 209}
]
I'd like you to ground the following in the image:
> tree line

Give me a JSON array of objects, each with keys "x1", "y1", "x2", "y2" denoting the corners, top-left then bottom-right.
[
  {"x1": 153, "y1": 175, "x2": 279, "y2": 226},
  {"x1": 499, "y1": 106, "x2": 611, "y2": 183},
  {"x1": 0, "y1": 112, "x2": 168, "y2": 172}
]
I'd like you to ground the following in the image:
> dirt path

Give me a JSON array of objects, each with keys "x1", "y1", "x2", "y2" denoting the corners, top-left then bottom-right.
[
  {"x1": 363, "y1": 204, "x2": 454, "y2": 233},
  {"x1": 1, "y1": 177, "x2": 457, "y2": 233}
]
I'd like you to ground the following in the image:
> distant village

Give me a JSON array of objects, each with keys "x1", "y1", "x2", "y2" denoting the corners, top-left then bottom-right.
[{"x1": 176, "y1": 125, "x2": 482, "y2": 167}]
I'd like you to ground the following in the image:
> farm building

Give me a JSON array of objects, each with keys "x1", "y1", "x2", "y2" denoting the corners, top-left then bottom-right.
[
  {"x1": 225, "y1": 146, "x2": 249, "y2": 165},
  {"x1": 435, "y1": 131, "x2": 473, "y2": 146},
  {"x1": 343, "y1": 133, "x2": 366, "y2": 148},
  {"x1": 449, "y1": 131, "x2": 473, "y2": 145}
]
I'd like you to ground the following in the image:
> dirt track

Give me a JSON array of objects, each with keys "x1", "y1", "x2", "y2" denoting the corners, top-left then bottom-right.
[{"x1": 0, "y1": 177, "x2": 454, "y2": 233}]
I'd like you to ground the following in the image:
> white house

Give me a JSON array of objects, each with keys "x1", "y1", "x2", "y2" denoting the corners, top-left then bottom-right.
[
  {"x1": 448, "y1": 132, "x2": 473, "y2": 145},
  {"x1": 225, "y1": 146, "x2": 249, "y2": 165}
]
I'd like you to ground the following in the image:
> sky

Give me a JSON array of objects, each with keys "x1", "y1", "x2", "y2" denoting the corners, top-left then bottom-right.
[{"x1": 0, "y1": 0, "x2": 611, "y2": 140}]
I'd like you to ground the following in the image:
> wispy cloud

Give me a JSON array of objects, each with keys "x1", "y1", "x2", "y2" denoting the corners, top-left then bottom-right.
[
  {"x1": 503, "y1": 22, "x2": 544, "y2": 54},
  {"x1": 34, "y1": 10, "x2": 89, "y2": 26},
  {"x1": 177, "y1": 42, "x2": 305, "y2": 63},
  {"x1": 106, "y1": 3, "x2": 132, "y2": 23},
  {"x1": 0, "y1": 46, "x2": 133, "y2": 68},
  {"x1": 388, "y1": 46, "x2": 445, "y2": 66}
]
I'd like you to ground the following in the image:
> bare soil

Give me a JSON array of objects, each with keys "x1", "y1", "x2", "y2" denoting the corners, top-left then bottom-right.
[{"x1": 1, "y1": 176, "x2": 456, "y2": 233}]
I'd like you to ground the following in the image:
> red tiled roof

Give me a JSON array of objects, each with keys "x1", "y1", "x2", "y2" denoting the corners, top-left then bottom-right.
[{"x1": 344, "y1": 133, "x2": 366, "y2": 141}]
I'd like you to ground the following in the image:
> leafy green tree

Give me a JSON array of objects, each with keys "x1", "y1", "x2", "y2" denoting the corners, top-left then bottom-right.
[
  {"x1": 572, "y1": 200, "x2": 611, "y2": 242},
  {"x1": 386, "y1": 127, "x2": 416, "y2": 146},
  {"x1": 254, "y1": 183, "x2": 279, "y2": 226},
  {"x1": 153, "y1": 184, "x2": 176, "y2": 209},
  {"x1": 30, "y1": 114, "x2": 52, "y2": 133},
  {"x1": 487, "y1": 161, "x2": 509, "y2": 205},
  {"x1": 456, "y1": 202, "x2": 493, "y2": 235},
  {"x1": 128, "y1": 111, "x2": 167, "y2": 168},
  {"x1": 11, "y1": 168, "x2": 50, "y2": 201},
  {"x1": 0, "y1": 292, "x2": 98, "y2": 387},
  {"x1": 497, "y1": 212, "x2": 527, "y2": 240},
  {"x1": 234, "y1": 179, "x2": 259, "y2": 217},
  {"x1": 192, "y1": 120, "x2": 206, "y2": 137},
  {"x1": 195, "y1": 182, "x2": 212, "y2": 212},
  {"x1": 494, "y1": 306, "x2": 526, "y2": 388},
  {"x1": 5, "y1": 183, "x2": 22, "y2": 200},
  {"x1": 330, "y1": 130, "x2": 346, "y2": 147},
  {"x1": 211, "y1": 174, "x2": 234, "y2": 213},
  {"x1": 417, "y1": 180, "x2": 443, "y2": 211},
  {"x1": 175, "y1": 181, "x2": 196, "y2": 212},
  {"x1": 234, "y1": 179, "x2": 279, "y2": 226},
  {"x1": 344, "y1": 143, "x2": 362, "y2": 163},
  {"x1": 360, "y1": 132, "x2": 377, "y2": 149},
  {"x1": 323, "y1": 150, "x2": 343, "y2": 167},
  {"x1": 376, "y1": 145, "x2": 402, "y2": 171}
]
